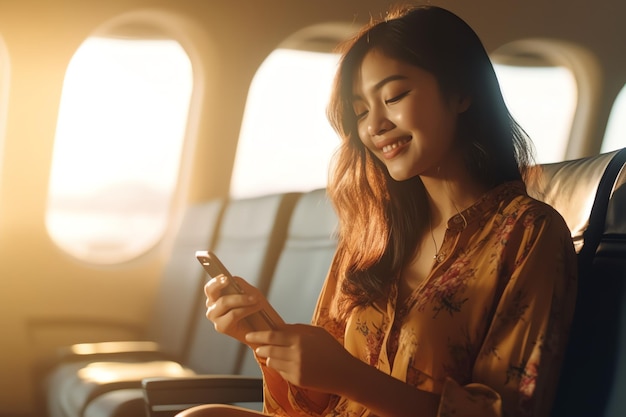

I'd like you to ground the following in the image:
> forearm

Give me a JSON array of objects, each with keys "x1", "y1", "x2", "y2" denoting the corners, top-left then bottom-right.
[{"x1": 337, "y1": 355, "x2": 440, "y2": 417}]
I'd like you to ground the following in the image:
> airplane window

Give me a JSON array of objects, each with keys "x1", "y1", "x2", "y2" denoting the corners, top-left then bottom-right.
[
  {"x1": 494, "y1": 64, "x2": 577, "y2": 164},
  {"x1": 601, "y1": 84, "x2": 626, "y2": 153},
  {"x1": 230, "y1": 49, "x2": 341, "y2": 198},
  {"x1": 46, "y1": 37, "x2": 193, "y2": 264}
]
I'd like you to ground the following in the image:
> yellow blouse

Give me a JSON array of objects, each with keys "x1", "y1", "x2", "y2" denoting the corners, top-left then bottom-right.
[{"x1": 261, "y1": 181, "x2": 577, "y2": 417}]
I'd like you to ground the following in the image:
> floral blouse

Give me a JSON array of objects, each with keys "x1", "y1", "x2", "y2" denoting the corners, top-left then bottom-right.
[{"x1": 261, "y1": 181, "x2": 577, "y2": 417}]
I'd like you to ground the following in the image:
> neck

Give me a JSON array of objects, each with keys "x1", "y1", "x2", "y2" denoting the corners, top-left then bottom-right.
[{"x1": 421, "y1": 170, "x2": 488, "y2": 228}]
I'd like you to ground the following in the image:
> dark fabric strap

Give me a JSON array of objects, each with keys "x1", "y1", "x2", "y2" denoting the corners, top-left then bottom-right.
[{"x1": 578, "y1": 147, "x2": 626, "y2": 274}]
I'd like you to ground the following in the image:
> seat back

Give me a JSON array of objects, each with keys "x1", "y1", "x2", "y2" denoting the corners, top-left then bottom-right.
[
  {"x1": 526, "y1": 151, "x2": 618, "y2": 253},
  {"x1": 543, "y1": 148, "x2": 626, "y2": 417},
  {"x1": 183, "y1": 192, "x2": 301, "y2": 375},
  {"x1": 147, "y1": 199, "x2": 225, "y2": 358},
  {"x1": 238, "y1": 188, "x2": 339, "y2": 376}
]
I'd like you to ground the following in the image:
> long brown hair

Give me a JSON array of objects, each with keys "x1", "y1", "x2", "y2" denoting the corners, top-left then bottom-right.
[{"x1": 326, "y1": 5, "x2": 534, "y2": 314}]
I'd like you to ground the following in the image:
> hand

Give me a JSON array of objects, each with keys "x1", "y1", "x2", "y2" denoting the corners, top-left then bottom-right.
[
  {"x1": 246, "y1": 324, "x2": 357, "y2": 394},
  {"x1": 204, "y1": 275, "x2": 267, "y2": 344}
]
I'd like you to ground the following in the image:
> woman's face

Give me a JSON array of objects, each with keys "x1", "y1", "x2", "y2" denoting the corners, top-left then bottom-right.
[{"x1": 351, "y1": 49, "x2": 469, "y2": 181}]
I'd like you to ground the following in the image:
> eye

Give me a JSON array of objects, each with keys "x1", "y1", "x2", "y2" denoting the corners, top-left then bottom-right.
[
  {"x1": 352, "y1": 102, "x2": 369, "y2": 121},
  {"x1": 385, "y1": 90, "x2": 410, "y2": 105},
  {"x1": 355, "y1": 109, "x2": 369, "y2": 121}
]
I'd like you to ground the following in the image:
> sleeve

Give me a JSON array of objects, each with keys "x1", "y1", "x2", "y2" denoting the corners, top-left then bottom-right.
[{"x1": 437, "y1": 208, "x2": 577, "y2": 417}]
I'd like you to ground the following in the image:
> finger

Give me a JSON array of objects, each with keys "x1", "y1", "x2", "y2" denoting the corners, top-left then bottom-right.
[
  {"x1": 231, "y1": 276, "x2": 262, "y2": 296},
  {"x1": 254, "y1": 344, "x2": 293, "y2": 362},
  {"x1": 253, "y1": 343, "x2": 270, "y2": 359},
  {"x1": 245, "y1": 329, "x2": 292, "y2": 346},
  {"x1": 204, "y1": 275, "x2": 229, "y2": 303},
  {"x1": 208, "y1": 303, "x2": 258, "y2": 334},
  {"x1": 257, "y1": 351, "x2": 292, "y2": 376},
  {"x1": 207, "y1": 293, "x2": 260, "y2": 320},
  {"x1": 262, "y1": 355, "x2": 289, "y2": 370}
]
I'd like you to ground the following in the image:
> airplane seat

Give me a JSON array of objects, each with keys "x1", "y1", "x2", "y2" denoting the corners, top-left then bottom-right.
[
  {"x1": 44, "y1": 192, "x2": 301, "y2": 417},
  {"x1": 38, "y1": 198, "x2": 225, "y2": 413},
  {"x1": 138, "y1": 149, "x2": 626, "y2": 417},
  {"x1": 525, "y1": 150, "x2": 621, "y2": 254},
  {"x1": 88, "y1": 188, "x2": 338, "y2": 417},
  {"x1": 551, "y1": 147, "x2": 626, "y2": 417},
  {"x1": 237, "y1": 187, "x2": 338, "y2": 377},
  {"x1": 179, "y1": 191, "x2": 301, "y2": 376}
]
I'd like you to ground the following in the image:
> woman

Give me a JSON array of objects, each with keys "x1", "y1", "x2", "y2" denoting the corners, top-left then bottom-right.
[{"x1": 188, "y1": 4, "x2": 577, "y2": 417}]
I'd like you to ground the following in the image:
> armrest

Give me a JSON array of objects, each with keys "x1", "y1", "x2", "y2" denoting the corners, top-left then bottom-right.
[
  {"x1": 142, "y1": 375, "x2": 264, "y2": 417},
  {"x1": 34, "y1": 340, "x2": 176, "y2": 388},
  {"x1": 48, "y1": 341, "x2": 172, "y2": 366}
]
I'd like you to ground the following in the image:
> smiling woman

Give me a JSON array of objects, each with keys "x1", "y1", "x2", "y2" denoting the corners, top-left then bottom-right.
[
  {"x1": 186, "y1": 5, "x2": 578, "y2": 417},
  {"x1": 46, "y1": 37, "x2": 193, "y2": 263}
]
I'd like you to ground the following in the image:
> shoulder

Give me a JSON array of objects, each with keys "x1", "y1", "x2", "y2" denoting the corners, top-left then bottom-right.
[
  {"x1": 488, "y1": 184, "x2": 577, "y2": 273},
  {"x1": 497, "y1": 182, "x2": 569, "y2": 229},
  {"x1": 515, "y1": 192, "x2": 569, "y2": 232},
  {"x1": 485, "y1": 182, "x2": 573, "y2": 247},
  {"x1": 505, "y1": 189, "x2": 576, "y2": 259}
]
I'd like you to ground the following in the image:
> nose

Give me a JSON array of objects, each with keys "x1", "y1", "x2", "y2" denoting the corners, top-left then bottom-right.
[{"x1": 366, "y1": 109, "x2": 394, "y2": 137}]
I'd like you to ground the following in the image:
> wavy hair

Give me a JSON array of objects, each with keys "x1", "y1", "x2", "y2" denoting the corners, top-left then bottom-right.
[{"x1": 326, "y1": 5, "x2": 534, "y2": 314}]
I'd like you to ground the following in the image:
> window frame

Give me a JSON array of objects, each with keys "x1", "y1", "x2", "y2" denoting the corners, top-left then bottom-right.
[
  {"x1": 492, "y1": 39, "x2": 601, "y2": 161},
  {"x1": 45, "y1": 28, "x2": 197, "y2": 265}
]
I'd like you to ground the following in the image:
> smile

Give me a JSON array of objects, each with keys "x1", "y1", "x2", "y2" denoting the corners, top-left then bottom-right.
[{"x1": 382, "y1": 137, "x2": 411, "y2": 153}]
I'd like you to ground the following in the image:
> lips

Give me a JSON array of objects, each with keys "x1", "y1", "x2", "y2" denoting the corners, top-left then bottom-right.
[{"x1": 380, "y1": 136, "x2": 412, "y2": 154}]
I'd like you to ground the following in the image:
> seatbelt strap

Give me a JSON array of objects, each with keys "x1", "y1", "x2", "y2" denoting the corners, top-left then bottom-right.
[{"x1": 578, "y1": 147, "x2": 626, "y2": 274}]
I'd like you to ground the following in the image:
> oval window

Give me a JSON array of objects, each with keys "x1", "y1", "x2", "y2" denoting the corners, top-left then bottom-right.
[
  {"x1": 602, "y1": 84, "x2": 626, "y2": 153},
  {"x1": 46, "y1": 37, "x2": 193, "y2": 264},
  {"x1": 230, "y1": 49, "x2": 341, "y2": 198},
  {"x1": 494, "y1": 63, "x2": 577, "y2": 163}
]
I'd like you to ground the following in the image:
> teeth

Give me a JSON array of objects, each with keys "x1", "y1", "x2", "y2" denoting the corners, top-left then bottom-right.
[{"x1": 382, "y1": 138, "x2": 409, "y2": 153}]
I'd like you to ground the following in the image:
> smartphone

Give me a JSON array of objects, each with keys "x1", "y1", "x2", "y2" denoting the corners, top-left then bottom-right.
[{"x1": 196, "y1": 250, "x2": 277, "y2": 331}]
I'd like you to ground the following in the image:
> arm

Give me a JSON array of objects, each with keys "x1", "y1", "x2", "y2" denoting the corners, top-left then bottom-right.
[{"x1": 247, "y1": 324, "x2": 440, "y2": 417}]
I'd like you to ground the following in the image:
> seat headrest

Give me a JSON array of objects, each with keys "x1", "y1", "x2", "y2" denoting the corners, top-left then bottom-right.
[
  {"x1": 287, "y1": 188, "x2": 337, "y2": 239},
  {"x1": 526, "y1": 150, "x2": 621, "y2": 252}
]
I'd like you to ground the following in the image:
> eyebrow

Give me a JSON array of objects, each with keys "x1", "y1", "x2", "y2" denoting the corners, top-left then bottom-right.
[{"x1": 352, "y1": 74, "x2": 408, "y2": 101}]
